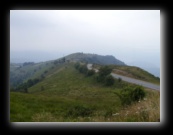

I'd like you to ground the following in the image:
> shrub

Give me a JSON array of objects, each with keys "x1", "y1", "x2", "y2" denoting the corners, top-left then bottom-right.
[
  {"x1": 118, "y1": 77, "x2": 122, "y2": 82},
  {"x1": 78, "y1": 65, "x2": 88, "y2": 74},
  {"x1": 130, "y1": 86, "x2": 146, "y2": 102},
  {"x1": 87, "y1": 69, "x2": 95, "y2": 76},
  {"x1": 95, "y1": 66, "x2": 114, "y2": 86},
  {"x1": 44, "y1": 70, "x2": 48, "y2": 74},
  {"x1": 65, "y1": 104, "x2": 93, "y2": 118},
  {"x1": 96, "y1": 74, "x2": 104, "y2": 82},
  {"x1": 104, "y1": 108, "x2": 113, "y2": 118},
  {"x1": 98, "y1": 66, "x2": 112, "y2": 78},
  {"x1": 105, "y1": 75, "x2": 114, "y2": 86},
  {"x1": 115, "y1": 86, "x2": 146, "y2": 106},
  {"x1": 119, "y1": 87, "x2": 133, "y2": 105},
  {"x1": 74, "y1": 62, "x2": 80, "y2": 69}
]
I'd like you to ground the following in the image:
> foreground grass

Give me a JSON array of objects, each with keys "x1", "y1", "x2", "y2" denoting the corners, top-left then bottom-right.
[{"x1": 10, "y1": 64, "x2": 160, "y2": 122}]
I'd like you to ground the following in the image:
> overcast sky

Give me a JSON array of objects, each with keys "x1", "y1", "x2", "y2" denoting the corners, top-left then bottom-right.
[{"x1": 10, "y1": 10, "x2": 160, "y2": 68}]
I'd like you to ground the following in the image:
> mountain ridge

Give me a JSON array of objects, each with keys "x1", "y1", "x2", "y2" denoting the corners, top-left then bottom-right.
[{"x1": 65, "y1": 52, "x2": 126, "y2": 66}]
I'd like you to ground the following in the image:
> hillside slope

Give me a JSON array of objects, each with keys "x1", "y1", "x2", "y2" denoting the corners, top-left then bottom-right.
[
  {"x1": 93, "y1": 64, "x2": 160, "y2": 85},
  {"x1": 10, "y1": 63, "x2": 160, "y2": 122},
  {"x1": 10, "y1": 52, "x2": 126, "y2": 89}
]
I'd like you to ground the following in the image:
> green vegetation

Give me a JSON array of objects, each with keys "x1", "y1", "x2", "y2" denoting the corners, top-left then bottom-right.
[
  {"x1": 105, "y1": 75, "x2": 115, "y2": 86},
  {"x1": 10, "y1": 62, "x2": 160, "y2": 122},
  {"x1": 95, "y1": 66, "x2": 114, "y2": 86},
  {"x1": 10, "y1": 57, "x2": 66, "y2": 89},
  {"x1": 75, "y1": 62, "x2": 95, "y2": 77},
  {"x1": 93, "y1": 64, "x2": 160, "y2": 85},
  {"x1": 114, "y1": 86, "x2": 146, "y2": 106}
]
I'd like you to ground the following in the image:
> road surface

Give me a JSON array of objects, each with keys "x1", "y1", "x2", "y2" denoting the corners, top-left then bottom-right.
[{"x1": 87, "y1": 64, "x2": 160, "y2": 91}]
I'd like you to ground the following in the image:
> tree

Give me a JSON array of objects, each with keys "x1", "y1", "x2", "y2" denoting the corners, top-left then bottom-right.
[
  {"x1": 62, "y1": 57, "x2": 66, "y2": 63},
  {"x1": 118, "y1": 77, "x2": 122, "y2": 82},
  {"x1": 41, "y1": 74, "x2": 45, "y2": 79},
  {"x1": 96, "y1": 66, "x2": 112, "y2": 83},
  {"x1": 44, "y1": 70, "x2": 48, "y2": 74},
  {"x1": 74, "y1": 62, "x2": 80, "y2": 69},
  {"x1": 33, "y1": 78, "x2": 40, "y2": 84},
  {"x1": 24, "y1": 88, "x2": 28, "y2": 93},
  {"x1": 98, "y1": 66, "x2": 112, "y2": 78},
  {"x1": 78, "y1": 65, "x2": 88, "y2": 74},
  {"x1": 27, "y1": 79, "x2": 33, "y2": 87},
  {"x1": 105, "y1": 75, "x2": 114, "y2": 86},
  {"x1": 87, "y1": 69, "x2": 95, "y2": 76}
]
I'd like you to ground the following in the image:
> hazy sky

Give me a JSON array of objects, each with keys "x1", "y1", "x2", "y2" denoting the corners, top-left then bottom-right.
[{"x1": 10, "y1": 10, "x2": 160, "y2": 68}]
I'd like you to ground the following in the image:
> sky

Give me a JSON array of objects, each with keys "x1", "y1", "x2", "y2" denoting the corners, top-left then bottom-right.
[{"x1": 10, "y1": 10, "x2": 160, "y2": 69}]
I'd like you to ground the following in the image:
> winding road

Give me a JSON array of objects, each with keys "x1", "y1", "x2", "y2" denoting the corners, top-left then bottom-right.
[{"x1": 87, "y1": 64, "x2": 160, "y2": 91}]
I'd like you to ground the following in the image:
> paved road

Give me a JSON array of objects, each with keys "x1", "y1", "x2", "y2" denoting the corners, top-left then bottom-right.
[
  {"x1": 87, "y1": 64, "x2": 160, "y2": 91},
  {"x1": 110, "y1": 73, "x2": 160, "y2": 91}
]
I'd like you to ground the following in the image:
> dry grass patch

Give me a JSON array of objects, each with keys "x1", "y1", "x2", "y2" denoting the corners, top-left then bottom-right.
[
  {"x1": 113, "y1": 88, "x2": 160, "y2": 122},
  {"x1": 32, "y1": 112, "x2": 58, "y2": 122}
]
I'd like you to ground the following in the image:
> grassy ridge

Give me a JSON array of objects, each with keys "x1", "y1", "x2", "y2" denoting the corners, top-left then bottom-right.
[
  {"x1": 93, "y1": 64, "x2": 160, "y2": 85},
  {"x1": 10, "y1": 63, "x2": 160, "y2": 122}
]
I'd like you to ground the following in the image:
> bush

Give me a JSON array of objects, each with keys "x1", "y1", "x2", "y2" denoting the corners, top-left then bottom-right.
[
  {"x1": 78, "y1": 65, "x2": 88, "y2": 74},
  {"x1": 118, "y1": 77, "x2": 122, "y2": 82},
  {"x1": 74, "y1": 62, "x2": 80, "y2": 69},
  {"x1": 96, "y1": 66, "x2": 113, "y2": 84},
  {"x1": 87, "y1": 69, "x2": 95, "y2": 76},
  {"x1": 44, "y1": 70, "x2": 48, "y2": 74},
  {"x1": 130, "y1": 86, "x2": 146, "y2": 102},
  {"x1": 65, "y1": 104, "x2": 93, "y2": 118},
  {"x1": 115, "y1": 86, "x2": 146, "y2": 106},
  {"x1": 119, "y1": 87, "x2": 133, "y2": 105},
  {"x1": 105, "y1": 75, "x2": 114, "y2": 86},
  {"x1": 96, "y1": 74, "x2": 104, "y2": 82},
  {"x1": 98, "y1": 66, "x2": 112, "y2": 78}
]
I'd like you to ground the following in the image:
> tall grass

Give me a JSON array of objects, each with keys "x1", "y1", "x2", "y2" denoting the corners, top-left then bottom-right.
[{"x1": 10, "y1": 64, "x2": 160, "y2": 122}]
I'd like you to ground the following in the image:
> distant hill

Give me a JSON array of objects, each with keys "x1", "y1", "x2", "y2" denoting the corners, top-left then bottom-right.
[
  {"x1": 10, "y1": 52, "x2": 125, "y2": 88},
  {"x1": 65, "y1": 52, "x2": 126, "y2": 66}
]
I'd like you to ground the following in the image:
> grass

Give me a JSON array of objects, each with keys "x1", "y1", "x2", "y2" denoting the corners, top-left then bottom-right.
[
  {"x1": 113, "y1": 89, "x2": 160, "y2": 122},
  {"x1": 10, "y1": 63, "x2": 160, "y2": 122},
  {"x1": 93, "y1": 64, "x2": 160, "y2": 85}
]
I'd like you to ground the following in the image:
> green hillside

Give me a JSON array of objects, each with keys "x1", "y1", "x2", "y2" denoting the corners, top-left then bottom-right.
[
  {"x1": 10, "y1": 57, "x2": 65, "y2": 88},
  {"x1": 10, "y1": 63, "x2": 160, "y2": 122},
  {"x1": 93, "y1": 64, "x2": 160, "y2": 85}
]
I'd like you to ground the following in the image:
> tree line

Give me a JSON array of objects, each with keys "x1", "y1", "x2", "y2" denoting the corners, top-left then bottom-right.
[
  {"x1": 23, "y1": 62, "x2": 35, "y2": 66},
  {"x1": 74, "y1": 62, "x2": 115, "y2": 86},
  {"x1": 74, "y1": 62, "x2": 95, "y2": 77},
  {"x1": 10, "y1": 78, "x2": 40, "y2": 93},
  {"x1": 74, "y1": 62, "x2": 146, "y2": 105},
  {"x1": 53, "y1": 57, "x2": 66, "y2": 65}
]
